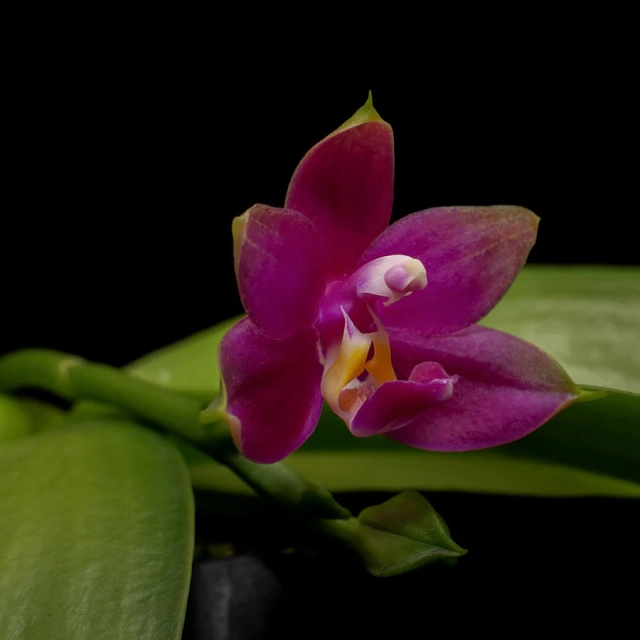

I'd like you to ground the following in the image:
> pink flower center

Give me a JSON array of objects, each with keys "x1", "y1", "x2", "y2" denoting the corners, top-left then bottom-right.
[{"x1": 317, "y1": 255, "x2": 429, "y2": 425}]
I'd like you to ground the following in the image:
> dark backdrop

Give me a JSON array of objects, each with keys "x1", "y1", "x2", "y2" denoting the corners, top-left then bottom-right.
[{"x1": 1, "y1": 39, "x2": 634, "y2": 363}]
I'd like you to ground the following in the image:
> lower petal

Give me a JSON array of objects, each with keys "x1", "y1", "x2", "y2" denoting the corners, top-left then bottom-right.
[
  {"x1": 218, "y1": 318, "x2": 324, "y2": 463},
  {"x1": 386, "y1": 326, "x2": 579, "y2": 451},
  {"x1": 387, "y1": 379, "x2": 575, "y2": 451}
]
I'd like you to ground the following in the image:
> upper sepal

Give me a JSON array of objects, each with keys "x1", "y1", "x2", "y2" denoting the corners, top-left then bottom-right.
[{"x1": 285, "y1": 94, "x2": 394, "y2": 278}]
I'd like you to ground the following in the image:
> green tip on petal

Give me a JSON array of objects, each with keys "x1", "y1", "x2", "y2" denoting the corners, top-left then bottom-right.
[
  {"x1": 575, "y1": 385, "x2": 614, "y2": 403},
  {"x1": 200, "y1": 380, "x2": 230, "y2": 425},
  {"x1": 334, "y1": 90, "x2": 386, "y2": 134}
]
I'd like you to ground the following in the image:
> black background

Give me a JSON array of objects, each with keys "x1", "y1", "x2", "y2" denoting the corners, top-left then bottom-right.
[
  {"x1": 1, "y1": 35, "x2": 635, "y2": 363},
  {"x1": 1, "y1": 29, "x2": 637, "y2": 634}
]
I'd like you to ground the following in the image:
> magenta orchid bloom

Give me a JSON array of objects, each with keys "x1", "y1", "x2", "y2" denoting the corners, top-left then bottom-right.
[{"x1": 218, "y1": 96, "x2": 579, "y2": 464}]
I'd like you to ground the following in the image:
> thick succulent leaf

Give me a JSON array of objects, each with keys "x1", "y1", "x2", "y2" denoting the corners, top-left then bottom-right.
[
  {"x1": 181, "y1": 398, "x2": 640, "y2": 497},
  {"x1": 0, "y1": 421, "x2": 194, "y2": 640},
  {"x1": 0, "y1": 394, "x2": 33, "y2": 443},
  {"x1": 481, "y1": 266, "x2": 640, "y2": 393},
  {"x1": 0, "y1": 394, "x2": 66, "y2": 444},
  {"x1": 126, "y1": 316, "x2": 240, "y2": 399}
]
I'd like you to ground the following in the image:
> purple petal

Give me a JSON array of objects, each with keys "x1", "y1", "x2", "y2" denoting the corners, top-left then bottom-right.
[
  {"x1": 350, "y1": 362, "x2": 457, "y2": 437},
  {"x1": 358, "y1": 206, "x2": 539, "y2": 335},
  {"x1": 285, "y1": 99, "x2": 394, "y2": 278},
  {"x1": 386, "y1": 326, "x2": 579, "y2": 451},
  {"x1": 233, "y1": 204, "x2": 326, "y2": 339},
  {"x1": 218, "y1": 317, "x2": 324, "y2": 463}
]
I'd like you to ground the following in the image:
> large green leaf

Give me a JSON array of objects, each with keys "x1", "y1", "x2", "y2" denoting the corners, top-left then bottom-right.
[
  {"x1": 482, "y1": 266, "x2": 640, "y2": 393},
  {"x1": 0, "y1": 420, "x2": 194, "y2": 640},
  {"x1": 0, "y1": 394, "x2": 66, "y2": 444},
  {"x1": 127, "y1": 316, "x2": 239, "y2": 398},
  {"x1": 0, "y1": 394, "x2": 33, "y2": 443},
  {"x1": 127, "y1": 266, "x2": 640, "y2": 498},
  {"x1": 181, "y1": 396, "x2": 640, "y2": 497}
]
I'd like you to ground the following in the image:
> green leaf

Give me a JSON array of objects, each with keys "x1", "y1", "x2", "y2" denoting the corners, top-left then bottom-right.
[
  {"x1": 126, "y1": 316, "x2": 240, "y2": 398},
  {"x1": 482, "y1": 266, "x2": 640, "y2": 394},
  {"x1": 0, "y1": 394, "x2": 66, "y2": 444},
  {"x1": 123, "y1": 266, "x2": 640, "y2": 498},
  {"x1": 355, "y1": 491, "x2": 466, "y2": 577},
  {"x1": 0, "y1": 420, "x2": 194, "y2": 640},
  {"x1": 0, "y1": 394, "x2": 32, "y2": 443},
  {"x1": 181, "y1": 400, "x2": 640, "y2": 497}
]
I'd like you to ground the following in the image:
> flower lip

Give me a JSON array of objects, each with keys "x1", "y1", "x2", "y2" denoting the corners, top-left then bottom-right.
[
  {"x1": 320, "y1": 308, "x2": 402, "y2": 426},
  {"x1": 349, "y1": 361, "x2": 459, "y2": 437},
  {"x1": 321, "y1": 309, "x2": 373, "y2": 422},
  {"x1": 319, "y1": 305, "x2": 461, "y2": 437}
]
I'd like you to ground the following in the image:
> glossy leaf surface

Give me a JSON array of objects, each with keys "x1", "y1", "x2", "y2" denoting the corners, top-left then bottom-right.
[{"x1": 0, "y1": 421, "x2": 194, "y2": 640}]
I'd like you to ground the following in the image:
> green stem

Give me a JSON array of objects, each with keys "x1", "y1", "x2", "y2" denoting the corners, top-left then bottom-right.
[{"x1": 0, "y1": 349, "x2": 352, "y2": 523}]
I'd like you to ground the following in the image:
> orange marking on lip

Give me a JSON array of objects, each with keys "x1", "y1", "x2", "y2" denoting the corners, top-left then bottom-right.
[
  {"x1": 322, "y1": 338, "x2": 370, "y2": 409},
  {"x1": 365, "y1": 332, "x2": 397, "y2": 385}
]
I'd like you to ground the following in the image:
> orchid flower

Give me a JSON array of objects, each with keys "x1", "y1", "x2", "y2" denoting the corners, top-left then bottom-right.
[{"x1": 217, "y1": 95, "x2": 579, "y2": 464}]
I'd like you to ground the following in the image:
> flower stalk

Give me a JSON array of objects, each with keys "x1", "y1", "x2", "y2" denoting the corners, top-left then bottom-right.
[
  {"x1": 0, "y1": 348, "x2": 467, "y2": 576},
  {"x1": 0, "y1": 349, "x2": 350, "y2": 521}
]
